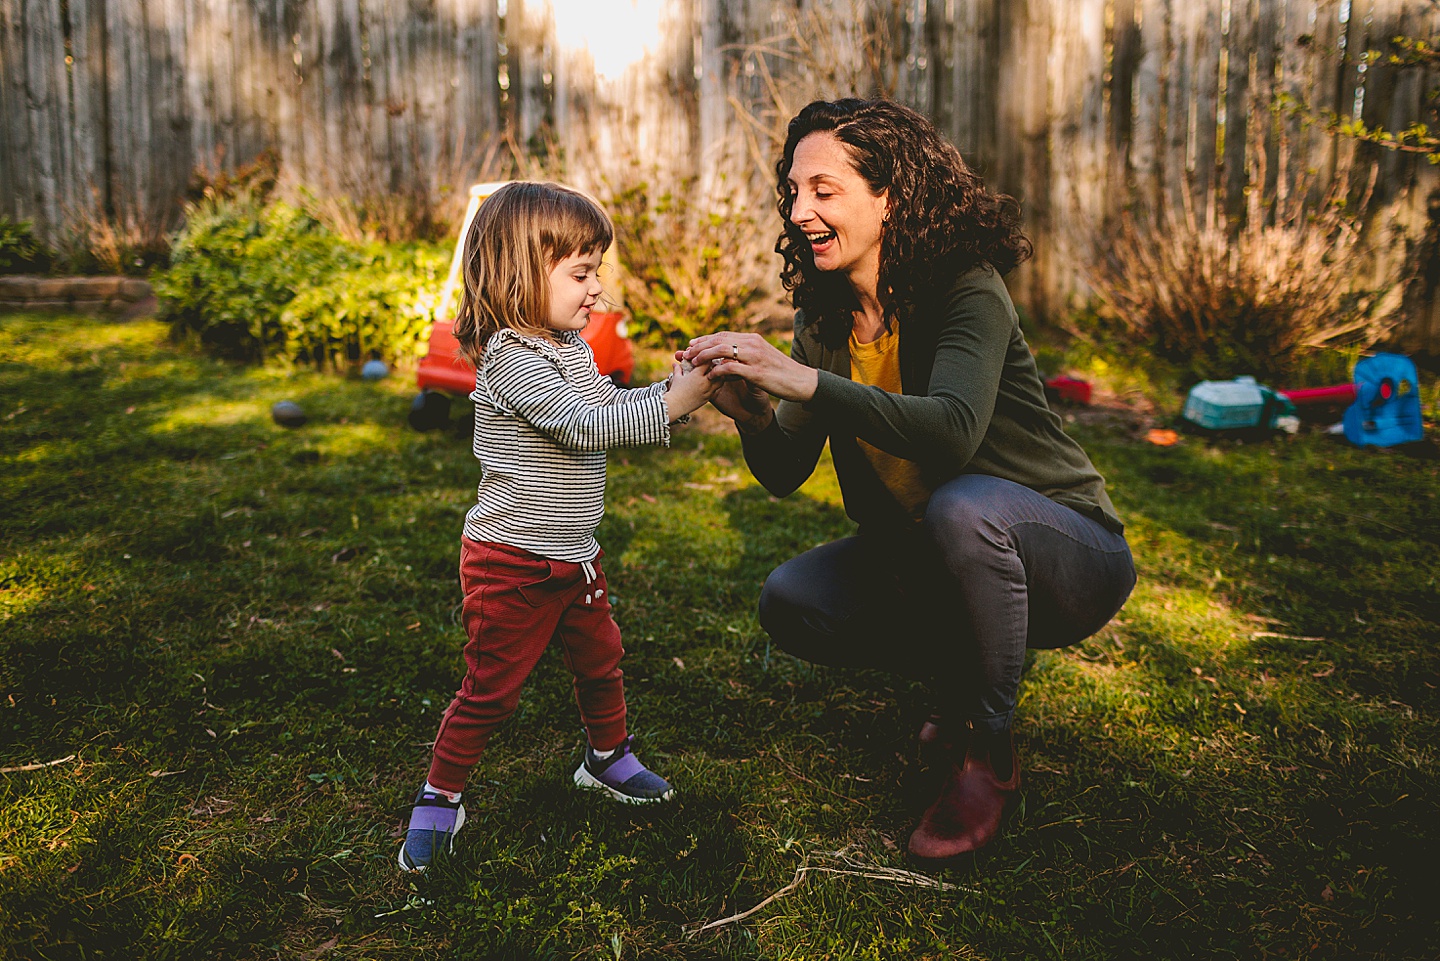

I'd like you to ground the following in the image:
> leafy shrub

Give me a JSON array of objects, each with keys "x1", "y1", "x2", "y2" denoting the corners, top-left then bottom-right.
[
  {"x1": 602, "y1": 171, "x2": 772, "y2": 347},
  {"x1": 0, "y1": 218, "x2": 51, "y2": 274},
  {"x1": 154, "y1": 194, "x2": 443, "y2": 367},
  {"x1": 278, "y1": 244, "x2": 445, "y2": 366}
]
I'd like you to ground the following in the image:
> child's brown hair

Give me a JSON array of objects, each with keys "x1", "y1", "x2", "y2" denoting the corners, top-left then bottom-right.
[{"x1": 451, "y1": 181, "x2": 614, "y2": 364}]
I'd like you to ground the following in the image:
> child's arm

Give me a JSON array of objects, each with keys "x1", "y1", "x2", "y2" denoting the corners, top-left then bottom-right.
[
  {"x1": 583, "y1": 362, "x2": 663, "y2": 408},
  {"x1": 486, "y1": 341, "x2": 690, "y2": 450},
  {"x1": 576, "y1": 344, "x2": 680, "y2": 410}
]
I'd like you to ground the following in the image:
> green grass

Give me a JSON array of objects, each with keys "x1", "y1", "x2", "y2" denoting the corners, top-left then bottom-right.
[{"x1": 2, "y1": 312, "x2": 1437, "y2": 960}]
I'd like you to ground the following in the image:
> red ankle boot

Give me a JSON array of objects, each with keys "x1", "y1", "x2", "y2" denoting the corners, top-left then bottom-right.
[{"x1": 907, "y1": 730, "x2": 1020, "y2": 861}]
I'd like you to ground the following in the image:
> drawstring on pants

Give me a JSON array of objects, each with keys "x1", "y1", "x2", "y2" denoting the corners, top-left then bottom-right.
[{"x1": 582, "y1": 560, "x2": 603, "y2": 605}]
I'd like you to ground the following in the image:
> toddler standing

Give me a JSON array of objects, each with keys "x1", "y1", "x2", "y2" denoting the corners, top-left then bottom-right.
[{"x1": 399, "y1": 181, "x2": 714, "y2": 872}]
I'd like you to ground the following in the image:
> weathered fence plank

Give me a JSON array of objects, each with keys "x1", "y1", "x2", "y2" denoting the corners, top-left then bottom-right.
[
  {"x1": 208, "y1": 0, "x2": 240, "y2": 168},
  {"x1": 414, "y1": 0, "x2": 445, "y2": 199},
  {"x1": 1046, "y1": 0, "x2": 1107, "y2": 310},
  {"x1": 1363, "y1": 0, "x2": 1418, "y2": 203},
  {"x1": 65, "y1": 0, "x2": 106, "y2": 227},
  {"x1": 0, "y1": 1, "x2": 20, "y2": 221},
  {"x1": 1109, "y1": 0, "x2": 1139, "y2": 216},
  {"x1": 1163, "y1": 0, "x2": 1192, "y2": 212},
  {"x1": 1222, "y1": 0, "x2": 1255, "y2": 217},
  {"x1": 23, "y1": 0, "x2": 66, "y2": 236},
  {"x1": 697, "y1": 0, "x2": 728, "y2": 187},
  {"x1": 153, "y1": 0, "x2": 191, "y2": 224},
  {"x1": 947, "y1": 0, "x2": 999, "y2": 175},
  {"x1": 453, "y1": 0, "x2": 500, "y2": 159},
  {"x1": 1190, "y1": 0, "x2": 1223, "y2": 221},
  {"x1": 510, "y1": 0, "x2": 547, "y2": 147},
  {"x1": 1129, "y1": 0, "x2": 1167, "y2": 213},
  {"x1": 357, "y1": 0, "x2": 388, "y2": 193},
  {"x1": 232, "y1": 0, "x2": 267, "y2": 167},
  {"x1": 1252, "y1": 0, "x2": 1282, "y2": 208},
  {"x1": 387, "y1": 0, "x2": 417, "y2": 194}
]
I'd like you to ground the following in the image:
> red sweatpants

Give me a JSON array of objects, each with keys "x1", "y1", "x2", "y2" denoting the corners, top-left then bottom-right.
[{"x1": 427, "y1": 538, "x2": 629, "y2": 793}]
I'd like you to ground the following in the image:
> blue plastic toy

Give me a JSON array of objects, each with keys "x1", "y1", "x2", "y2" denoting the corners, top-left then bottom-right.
[{"x1": 1342, "y1": 353, "x2": 1424, "y2": 448}]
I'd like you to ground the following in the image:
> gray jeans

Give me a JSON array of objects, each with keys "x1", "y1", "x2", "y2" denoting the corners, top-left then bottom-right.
[{"x1": 758, "y1": 474, "x2": 1136, "y2": 733}]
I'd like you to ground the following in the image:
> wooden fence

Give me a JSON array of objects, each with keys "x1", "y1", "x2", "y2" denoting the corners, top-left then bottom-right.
[{"x1": 3, "y1": 0, "x2": 1439, "y2": 349}]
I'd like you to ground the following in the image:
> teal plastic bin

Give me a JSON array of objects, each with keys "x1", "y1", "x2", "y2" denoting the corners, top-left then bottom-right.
[{"x1": 1182, "y1": 376, "x2": 1295, "y2": 431}]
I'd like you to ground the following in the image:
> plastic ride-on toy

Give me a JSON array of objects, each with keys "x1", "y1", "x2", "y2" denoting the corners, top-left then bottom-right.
[{"x1": 408, "y1": 182, "x2": 636, "y2": 431}]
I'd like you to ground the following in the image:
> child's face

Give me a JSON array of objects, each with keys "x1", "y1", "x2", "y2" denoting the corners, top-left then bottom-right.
[{"x1": 546, "y1": 248, "x2": 605, "y2": 332}]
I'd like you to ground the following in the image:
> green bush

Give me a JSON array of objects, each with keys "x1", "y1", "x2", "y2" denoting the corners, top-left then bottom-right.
[
  {"x1": 154, "y1": 194, "x2": 444, "y2": 367},
  {"x1": 0, "y1": 218, "x2": 51, "y2": 274}
]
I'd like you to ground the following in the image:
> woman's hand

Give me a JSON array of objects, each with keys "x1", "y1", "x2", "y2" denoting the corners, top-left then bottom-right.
[
  {"x1": 670, "y1": 350, "x2": 774, "y2": 432},
  {"x1": 683, "y1": 332, "x2": 819, "y2": 404},
  {"x1": 712, "y1": 372, "x2": 775, "y2": 433}
]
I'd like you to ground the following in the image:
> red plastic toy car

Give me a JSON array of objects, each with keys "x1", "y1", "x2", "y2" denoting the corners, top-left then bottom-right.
[{"x1": 408, "y1": 182, "x2": 636, "y2": 431}]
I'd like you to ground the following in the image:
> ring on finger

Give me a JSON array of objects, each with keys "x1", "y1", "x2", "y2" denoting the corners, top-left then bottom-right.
[{"x1": 731, "y1": 344, "x2": 740, "y2": 361}]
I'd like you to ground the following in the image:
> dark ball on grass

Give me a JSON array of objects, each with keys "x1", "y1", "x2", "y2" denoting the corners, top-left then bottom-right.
[{"x1": 271, "y1": 400, "x2": 307, "y2": 427}]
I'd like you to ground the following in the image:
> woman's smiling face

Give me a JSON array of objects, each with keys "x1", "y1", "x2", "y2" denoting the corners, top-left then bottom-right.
[{"x1": 786, "y1": 131, "x2": 889, "y2": 281}]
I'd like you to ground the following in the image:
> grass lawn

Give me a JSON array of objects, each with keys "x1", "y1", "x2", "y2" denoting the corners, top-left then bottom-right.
[{"x1": 2, "y1": 311, "x2": 1438, "y2": 960}]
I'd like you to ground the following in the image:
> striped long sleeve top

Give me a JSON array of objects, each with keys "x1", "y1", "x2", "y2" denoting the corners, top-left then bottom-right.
[{"x1": 463, "y1": 328, "x2": 671, "y2": 562}]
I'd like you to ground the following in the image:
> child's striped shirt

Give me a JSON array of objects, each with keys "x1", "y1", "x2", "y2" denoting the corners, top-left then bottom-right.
[{"x1": 463, "y1": 329, "x2": 670, "y2": 562}]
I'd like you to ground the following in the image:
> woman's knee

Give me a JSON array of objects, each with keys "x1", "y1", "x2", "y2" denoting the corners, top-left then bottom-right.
[
  {"x1": 759, "y1": 557, "x2": 855, "y2": 663},
  {"x1": 757, "y1": 562, "x2": 807, "y2": 638}
]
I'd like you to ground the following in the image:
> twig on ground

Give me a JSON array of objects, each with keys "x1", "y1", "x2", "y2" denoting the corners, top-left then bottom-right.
[
  {"x1": 684, "y1": 849, "x2": 973, "y2": 936},
  {"x1": 0, "y1": 754, "x2": 76, "y2": 773},
  {"x1": 686, "y1": 865, "x2": 807, "y2": 935}
]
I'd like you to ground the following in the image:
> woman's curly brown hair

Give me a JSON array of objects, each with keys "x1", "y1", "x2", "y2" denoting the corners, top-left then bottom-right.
[{"x1": 776, "y1": 98, "x2": 1032, "y2": 348}]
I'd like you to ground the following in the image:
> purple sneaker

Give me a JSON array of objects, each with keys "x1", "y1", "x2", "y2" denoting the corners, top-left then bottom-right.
[
  {"x1": 572, "y1": 735, "x2": 675, "y2": 803},
  {"x1": 397, "y1": 786, "x2": 466, "y2": 872}
]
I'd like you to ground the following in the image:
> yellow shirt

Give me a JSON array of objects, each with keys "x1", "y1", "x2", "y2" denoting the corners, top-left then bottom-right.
[{"x1": 849, "y1": 324, "x2": 933, "y2": 519}]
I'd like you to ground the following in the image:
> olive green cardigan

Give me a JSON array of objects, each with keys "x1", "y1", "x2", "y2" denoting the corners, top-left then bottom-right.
[{"x1": 740, "y1": 265, "x2": 1124, "y2": 535}]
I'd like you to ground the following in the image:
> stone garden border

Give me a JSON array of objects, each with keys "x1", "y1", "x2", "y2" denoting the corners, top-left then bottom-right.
[{"x1": 0, "y1": 276, "x2": 155, "y2": 316}]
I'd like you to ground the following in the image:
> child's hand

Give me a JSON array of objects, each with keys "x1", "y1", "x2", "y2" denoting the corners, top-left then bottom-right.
[{"x1": 663, "y1": 360, "x2": 716, "y2": 421}]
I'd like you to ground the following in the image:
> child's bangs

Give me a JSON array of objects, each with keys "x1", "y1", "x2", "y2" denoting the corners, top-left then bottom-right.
[{"x1": 543, "y1": 189, "x2": 614, "y2": 261}]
